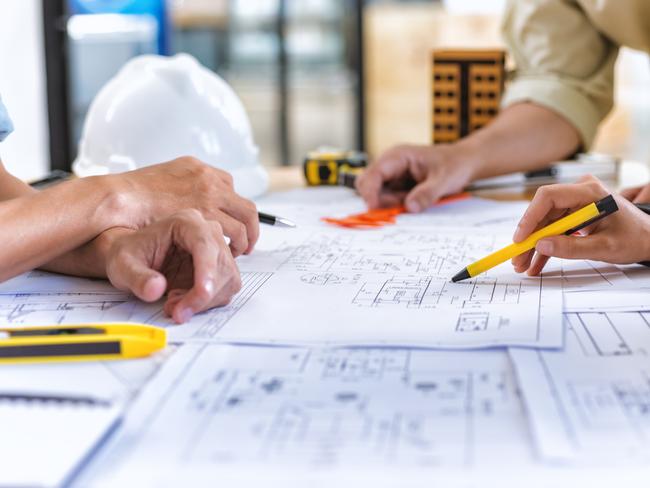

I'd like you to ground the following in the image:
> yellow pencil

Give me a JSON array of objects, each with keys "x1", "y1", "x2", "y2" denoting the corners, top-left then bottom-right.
[{"x1": 451, "y1": 194, "x2": 618, "y2": 282}]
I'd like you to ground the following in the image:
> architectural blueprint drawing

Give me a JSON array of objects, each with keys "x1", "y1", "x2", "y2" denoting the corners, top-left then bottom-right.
[
  {"x1": 79, "y1": 344, "x2": 537, "y2": 487},
  {"x1": 0, "y1": 272, "x2": 271, "y2": 342},
  {"x1": 565, "y1": 312, "x2": 650, "y2": 357},
  {"x1": 117, "y1": 271, "x2": 274, "y2": 341},
  {"x1": 550, "y1": 260, "x2": 633, "y2": 291},
  {"x1": 510, "y1": 311, "x2": 650, "y2": 465},
  {"x1": 215, "y1": 226, "x2": 563, "y2": 348},
  {"x1": 0, "y1": 225, "x2": 564, "y2": 348},
  {"x1": 0, "y1": 291, "x2": 131, "y2": 325}
]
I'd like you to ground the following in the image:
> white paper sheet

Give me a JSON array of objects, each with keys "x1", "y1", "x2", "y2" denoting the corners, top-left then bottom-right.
[
  {"x1": 0, "y1": 223, "x2": 564, "y2": 349},
  {"x1": 0, "y1": 349, "x2": 172, "y2": 403},
  {"x1": 78, "y1": 344, "x2": 537, "y2": 487},
  {"x1": 0, "y1": 348, "x2": 172, "y2": 488},
  {"x1": 563, "y1": 290, "x2": 650, "y2": 313},
  {"x1": 257, "y1": 187, "x2": 530, "y2": 229},
  {"x1": 0, "y1": 397, "x2": 121, "y2": 488},
  {"x1": 510, "y1": 311, "x2": 650, "y2": 465},
  {"x1": 550, "y1": 260, "x2": 633, "y2": 292},
  {"x1": 118, "y1": 226, "x2": 563, "y2": 348}
]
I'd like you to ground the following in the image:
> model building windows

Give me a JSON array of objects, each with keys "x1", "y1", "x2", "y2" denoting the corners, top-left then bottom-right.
[{"x1": 431, "y1": 49, "x2": 506, "y2": 144}]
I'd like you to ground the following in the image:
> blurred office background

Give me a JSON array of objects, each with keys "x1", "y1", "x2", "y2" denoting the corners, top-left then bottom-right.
[{"x1": 0, "y1": 0, "x2": 649, "y2": 182}]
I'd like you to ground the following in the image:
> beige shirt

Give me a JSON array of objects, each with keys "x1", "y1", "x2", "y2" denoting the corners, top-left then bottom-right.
[{"x1": 501, "y1": 0, "x2": 650, "y2": 148}]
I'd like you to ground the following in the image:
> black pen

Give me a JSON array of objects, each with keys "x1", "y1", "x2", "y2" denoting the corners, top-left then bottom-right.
[{"x1": 258, "y1": 212, "x2": 296, "y2": 228}]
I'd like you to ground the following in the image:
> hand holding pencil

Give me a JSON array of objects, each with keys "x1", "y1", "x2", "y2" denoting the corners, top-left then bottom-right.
[{"x1": 512, "y1": 176, "x2": 650, "y2": 276}]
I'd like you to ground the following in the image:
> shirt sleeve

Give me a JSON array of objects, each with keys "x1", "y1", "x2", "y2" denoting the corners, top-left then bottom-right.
[
  {"x1": 0, "y1": 95, "x2": 14, "y2": 142},
  {"x1": 501, "y1": 0, "x2": 618, "y2": 149}
]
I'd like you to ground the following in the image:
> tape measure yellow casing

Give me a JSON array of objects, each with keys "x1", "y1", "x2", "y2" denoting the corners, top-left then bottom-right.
[{"x1": 303, "y1": 149, "x2": 367, "y2": 186}]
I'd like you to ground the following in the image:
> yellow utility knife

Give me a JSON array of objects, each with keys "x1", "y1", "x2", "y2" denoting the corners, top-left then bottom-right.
[{"x1": 0, "y1": 323, "x2": 167, "y2": 364}]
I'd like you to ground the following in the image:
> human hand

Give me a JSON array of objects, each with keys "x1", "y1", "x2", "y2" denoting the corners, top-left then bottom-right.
[
  {"x1": 620, "y1": 183, "x2": 650, "y2": 204},
  {"x1": 105, "y1": 210, "x2": 241, "y2": 323},
  {"x1": 511, "y1": 175, "x2": 650, "y2": 276},
  {"x1": 355, "y1": 144, "x2": 477, "y2": 212},
  {"x1": 110, "y1": 157, "x2": 259, "y2": 256}
]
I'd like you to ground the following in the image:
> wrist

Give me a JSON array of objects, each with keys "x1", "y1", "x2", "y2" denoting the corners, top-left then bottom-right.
[
  {"x1": 86, "y1": 175, "x2": 139, "y2": 232},
  {"x1": 441, "y1": 139, "x2": 488, "y2": 183}
]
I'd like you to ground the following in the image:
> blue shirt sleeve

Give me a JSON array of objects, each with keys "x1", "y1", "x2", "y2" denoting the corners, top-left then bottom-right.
[{"x1": 0, "y1": 95, "x2": 14, "y2": 142}]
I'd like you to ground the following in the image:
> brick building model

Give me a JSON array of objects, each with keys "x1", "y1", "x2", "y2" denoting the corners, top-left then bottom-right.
[{"x1": 432, "y1": 49, "x2": 506, "y2": 144}]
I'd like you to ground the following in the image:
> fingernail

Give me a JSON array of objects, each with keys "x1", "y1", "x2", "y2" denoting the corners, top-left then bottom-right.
[
  {"x1": 406, "y1": 200, "x2": 420, "y2": 213},
  {"x1": 513, "y1": 226, "x2": 522, "y2": 242},
  {"x1": 536, "y1": 239, "x2": 553, "y2": 255},
  {"x1": 177, "y1": 307, "x2": 193, "y2": 323}
]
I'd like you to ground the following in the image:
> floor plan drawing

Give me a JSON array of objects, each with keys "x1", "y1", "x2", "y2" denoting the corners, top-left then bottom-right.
[
  {"x1": 123, "y1": 271, "x2": 274, "y2": 342},
  {"x1": 350, "y1": 275, "x2": 523, "y2": 309},
  {"x1": 80, "y1": 344, "x2": 536, "y2": 487},
  {"x1": 510, "y1": 311, "x2": 650, "y2": 464},
  {"x1": 0, "y1": 292, "x2": 131, "y2": 325},
  {"x1": 566, "y1": 312, "x2": 650, "y2": 357},
  {"x1": 0, "y1": 226, "x2": 563, "y2": 349}
]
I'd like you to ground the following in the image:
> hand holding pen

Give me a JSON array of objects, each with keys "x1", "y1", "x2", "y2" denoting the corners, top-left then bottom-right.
[{"x1": 512, "y1": 175, "x2": 650, "y2": 275}]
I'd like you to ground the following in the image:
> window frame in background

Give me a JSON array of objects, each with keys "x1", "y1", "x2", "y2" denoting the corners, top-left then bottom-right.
[{"x1": 40, "y1": 0, "x2": 366, "y2": 172}]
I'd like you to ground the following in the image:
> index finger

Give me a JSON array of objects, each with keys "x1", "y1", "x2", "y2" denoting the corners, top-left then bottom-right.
[
  {"x1": 513, "y1": 180, "x2": 608, "y2": 242},
  {"x1": 169, "y1": 220, "x2": 224, "y2": 322},
  {"x1": 220, "y1": 195, "x2": 260, "y2": 254},
  {"x1": 356, "y1": 156, "x2": 409, "y2": 209}
]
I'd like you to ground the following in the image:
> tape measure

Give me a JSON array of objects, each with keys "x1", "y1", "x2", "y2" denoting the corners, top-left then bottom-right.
[{"x1": 303, "y1": 149, "x2": 367, "y2": 186}]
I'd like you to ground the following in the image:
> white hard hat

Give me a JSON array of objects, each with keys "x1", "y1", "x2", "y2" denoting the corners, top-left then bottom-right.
[{"x1": 73, "y1": 53, "x2": 268, "y2": 198}]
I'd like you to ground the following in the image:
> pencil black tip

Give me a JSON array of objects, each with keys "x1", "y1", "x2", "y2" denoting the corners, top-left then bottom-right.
[{"x1": 451, "y1": 268, "x2": 470, "y2": 283}]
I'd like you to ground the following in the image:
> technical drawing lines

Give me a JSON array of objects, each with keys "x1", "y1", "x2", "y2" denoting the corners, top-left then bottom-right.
[
  {"x1": 352, "y1": 277, "x2": 439, "y2": 308},
  {"x1": 456, "y1": 313, "x2": 490, "y2": 332},
  {"x1": 568, "y1": 379, "x2": 650, "y2": 433},
  {"x1": 567, "y1": 312, "x2": 650, "y2": 357},
  {"x1": 141, "y1": 272, "x2": 273, "y2": 339},
  {"x1": 100, "y1": 344, "x2": 525, "y2": 477},
  {"x1": 0, "y1": 292, "x2": 130, "y2": 325},
  {"x1": 349, "y1": 275, "x2": 525, "y2": 311},
  {"x1": 281, "y1": 230, "x2": 500, "y2": 276}
]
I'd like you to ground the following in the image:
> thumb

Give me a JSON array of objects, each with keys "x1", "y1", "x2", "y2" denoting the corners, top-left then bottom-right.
[
  {"x1": 535, "y1": 235, "x2": 607, "y2": 261},
  {"x1": 108, "y1": 255, "x2": 167, "y2": 302},
  {"x1": 404, "y1": 176, "x2": 443, "y2": 213}
]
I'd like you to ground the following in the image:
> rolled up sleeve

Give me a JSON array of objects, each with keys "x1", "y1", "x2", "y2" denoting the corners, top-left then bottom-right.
[{"x1": 501, "y1": 0, "x2": 618, "y2": 149}]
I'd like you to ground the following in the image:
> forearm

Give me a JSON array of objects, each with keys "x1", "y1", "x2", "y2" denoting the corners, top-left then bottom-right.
[
  {"x1": 0, "y1": 175, "x2": 128, "y2": 281},
  {"x1": 0, "y1": 164, "x2": 37, "y2": 201},
  {"x1": 454, "y1": 102, "x2": 582, "y2": 181},
  {"x1": 40, "y1": 227, "x2": 133, "y2": 278}
]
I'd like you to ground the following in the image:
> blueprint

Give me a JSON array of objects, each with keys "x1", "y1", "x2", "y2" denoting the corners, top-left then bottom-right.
[
  {"x1": 78, "y1": 344, "x2": 538, "y2": 487},
  {"x1": 550, "y1": 259, "x2": 632, "y2": 292},
  {"x1": 0, "y1": 290, "x2": 131, "y2": 325},
  {"x1": 0, "y1": 225, "x2": 564, "y2": 348},
  {"x1": 510, "y1": 311, "x2": 650, "y2": 465},
  {"x1": 122, "y1": 226, "x2": 564, "y2": 348}
]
